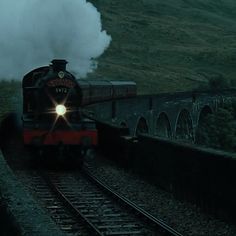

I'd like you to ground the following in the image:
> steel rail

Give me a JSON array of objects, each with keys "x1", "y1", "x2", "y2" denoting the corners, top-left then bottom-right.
[
  {"x1": 83, "y1": 168, "x2": 183, "y2": 236},
  {"x1": 42, "y1": 173, "x2": 103, "y2": 236}
]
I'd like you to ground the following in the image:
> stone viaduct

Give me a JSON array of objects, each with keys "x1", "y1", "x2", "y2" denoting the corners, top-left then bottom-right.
[{"x1": 85, "y1": 90, "x2": 236, "y2": 143}]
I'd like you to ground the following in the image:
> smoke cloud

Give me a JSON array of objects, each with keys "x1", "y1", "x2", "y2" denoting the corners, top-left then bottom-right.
[{"x1": 0, "y1": 0, "x2": 111, "y2": 79}]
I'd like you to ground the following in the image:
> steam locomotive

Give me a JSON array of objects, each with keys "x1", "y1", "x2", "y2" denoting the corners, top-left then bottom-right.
[{"x1": 22, "y1": 60, "x2": 136, "y2": 162}]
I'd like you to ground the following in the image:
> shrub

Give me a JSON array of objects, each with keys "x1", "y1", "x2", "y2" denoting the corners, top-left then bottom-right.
[
  {"x1": 208, "y1": 74, "x2": 230, "y2": 90},
  {"x1": 197, "y1": 107, "x2": 236, "y2": 151}
]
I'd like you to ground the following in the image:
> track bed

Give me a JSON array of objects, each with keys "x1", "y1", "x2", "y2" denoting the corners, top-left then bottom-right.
[{"x1": 16, "y1": 169, "x2": 182, "y2": 236}]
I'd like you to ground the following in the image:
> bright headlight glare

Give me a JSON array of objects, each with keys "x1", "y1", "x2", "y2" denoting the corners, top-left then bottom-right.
[{"x1": 56, "y1": 105, "x2": 66, "y2": 116}]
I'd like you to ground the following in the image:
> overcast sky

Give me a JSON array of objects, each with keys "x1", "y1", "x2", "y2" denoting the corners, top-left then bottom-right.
[{"x1": 0, "y1": 0, "x2": 111, "y2": 79}]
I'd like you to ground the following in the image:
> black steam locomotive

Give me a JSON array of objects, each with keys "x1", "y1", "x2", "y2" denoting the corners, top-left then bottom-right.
[{"x1": 22, "y1": 60, "x2": 136, "y2": 163}]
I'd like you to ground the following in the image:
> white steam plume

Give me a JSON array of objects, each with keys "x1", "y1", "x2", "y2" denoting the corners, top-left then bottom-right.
[{"x1": 0, "y1": 0, "x2": 111, "y2": 79}]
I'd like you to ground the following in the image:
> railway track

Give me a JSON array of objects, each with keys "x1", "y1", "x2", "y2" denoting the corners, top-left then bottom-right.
[{"x1": 16, "y1": 168, "x2": 183, "y2": 236}]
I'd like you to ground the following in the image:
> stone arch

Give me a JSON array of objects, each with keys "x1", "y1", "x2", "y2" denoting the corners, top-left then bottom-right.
[
  {"x1": 155, "y1": 112, "x2": 171, "y2": 138},
  {"x1": 135, "y1": 117, "x2": 149, "y2": 136},
  {"x1": 120, "y1": 121, "x2": 130, "y2": 135},
  {"x1": 198, "y1": 105, "x2": 213, "y2": 124},
  {"x1": 195, "y1": 105, "x2": 213, "y2": 144},
  {"x1": 175, "y1": 109, "x2": 194, "y2": 142},
  {"x1": 120, "y1": 121, "x2": 128, "y2": 128}
]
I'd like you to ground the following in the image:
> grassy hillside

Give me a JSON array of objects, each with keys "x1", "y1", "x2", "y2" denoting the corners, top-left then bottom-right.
[
  {"x1": 0, "y1": 81, "x2": 21, "y2": 120},
  {"x1": 88, "y1": 0, "x2": 236, "y2": 94}
]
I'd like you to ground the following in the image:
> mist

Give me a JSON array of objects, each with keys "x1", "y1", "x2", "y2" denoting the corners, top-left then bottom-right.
[{"x1": 0, "y1": 0, "x2": 111, "y2": 79}]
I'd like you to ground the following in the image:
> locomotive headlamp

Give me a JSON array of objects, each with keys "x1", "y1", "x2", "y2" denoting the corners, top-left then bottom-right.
[{"x1": 56, "y1": 104, "x2": 67, "y2": 116}]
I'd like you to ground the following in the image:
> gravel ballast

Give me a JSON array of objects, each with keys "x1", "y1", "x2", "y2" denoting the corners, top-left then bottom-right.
[
  {"x1": 87, "y1": 155, "x2": 236, "y2": 236},
  {"x1": 0, "y1": 150, "x2": 64, "y2": 236}
]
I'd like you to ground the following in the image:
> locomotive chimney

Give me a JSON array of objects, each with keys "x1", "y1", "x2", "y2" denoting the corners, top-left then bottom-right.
[{"x1": 51, "y1": 59, "x2": 68, "y2": 72}]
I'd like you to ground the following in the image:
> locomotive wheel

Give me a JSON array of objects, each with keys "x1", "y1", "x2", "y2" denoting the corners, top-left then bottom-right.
[
  {"x1": 26, "y1": 146, "x2": 85, "y2": 169},
  {"x1": 27, "y1": 147, "x2": 52, "y2": 167},
  {"x1": 84, "y1": 148, "x2": 96, "y2": 160},
  {"x1": 54, "y1": 147, "x2": 84, "y2": 169},
  {"x1": 70, "y1": 148, "x2": 84, "y2": 169}
]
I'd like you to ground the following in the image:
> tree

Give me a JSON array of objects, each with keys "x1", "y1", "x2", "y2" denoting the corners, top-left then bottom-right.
[{"x1": 199, "y1": 107, "x2": 236, "y2": 151}]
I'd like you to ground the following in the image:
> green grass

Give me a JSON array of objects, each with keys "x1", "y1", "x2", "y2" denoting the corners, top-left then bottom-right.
[
  {"x1": 87, "y1": 0, "x2": 236, "y2": 94},
  {"x1": 0, "y1": 80, "x2": 21, "y2": 120}
]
